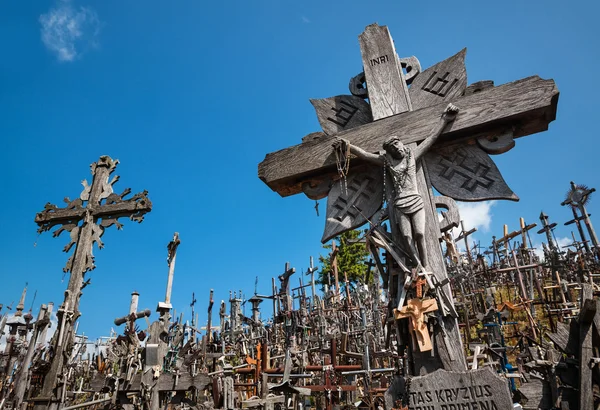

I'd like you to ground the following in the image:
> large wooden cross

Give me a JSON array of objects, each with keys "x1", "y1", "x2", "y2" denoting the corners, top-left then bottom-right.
[
  {"x1": 258, "y1": 24, "x2": 558, "y2": 375},
  {"x1": 32, "y1": 155, "x2": 151, "y2": 409}
]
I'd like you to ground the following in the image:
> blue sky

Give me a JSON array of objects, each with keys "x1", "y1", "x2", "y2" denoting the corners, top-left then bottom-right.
[{"x1": 1, "y1": 0, "x2": 598, "y2": 339}]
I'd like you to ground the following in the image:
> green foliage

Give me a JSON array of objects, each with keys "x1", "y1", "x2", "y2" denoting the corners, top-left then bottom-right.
[{"x1": 318, "y1": 229, "x2": 370, "y2": 291}]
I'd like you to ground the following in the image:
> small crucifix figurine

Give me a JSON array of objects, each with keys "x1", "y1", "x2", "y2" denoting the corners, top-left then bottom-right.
[
  {"x1": 333, "y1": 103, "x2": 459, "y2": 269},
  {"x1": 394, "y1": 298, "x2": 439, "y2": 352}
]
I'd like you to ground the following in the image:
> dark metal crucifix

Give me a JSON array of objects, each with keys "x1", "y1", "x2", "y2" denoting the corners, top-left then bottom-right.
[{"x1": 32, "y1": 155, "x2": 151, "y2": 409}]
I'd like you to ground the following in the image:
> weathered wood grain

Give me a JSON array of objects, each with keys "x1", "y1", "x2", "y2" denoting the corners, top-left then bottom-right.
[
  {"x1": 258, "y1": 75, "x2": 559, "y2": 197},
  {"x1": 358, "y1": 23, "x2": 411, "y2": 118},
  {"x1": 518, "y1": 378, "x2": 553, "y2": 410},
  {"x1": 310, "y1": 95, "x2": 372, "y2": 136},
  {"x1": 321, "y1": 165, "x2": 383, "y2": 243},
  {"x1": 425, "y1": 144, "x2": 519, "y2": 202},
  {"x1": 578, "y1": 284, "x2": 594, "y2": 410},
  {"x1": 409, "y1": 48, "x2": 467, "y2": 111},
  {"x1": 547, "y1": 321, "x2": 575, "y2": 355}
]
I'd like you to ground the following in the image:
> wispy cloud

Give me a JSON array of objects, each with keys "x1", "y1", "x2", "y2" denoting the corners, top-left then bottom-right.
[
  {"x1": 453, "y1": 201, "x2": 496, "y2": 239},
  {"x1": 440, "y1": 201, "x2": 496, "y2": 254},
  {"x1": 39, "y1": 0, "x2": 101, "y2": 62},
  {"x1": 301, "y1": 15, "x2": 311, "y2": 24},
  {"x1": 532, "y1": 236, "x2": 571, "y2": 260}
]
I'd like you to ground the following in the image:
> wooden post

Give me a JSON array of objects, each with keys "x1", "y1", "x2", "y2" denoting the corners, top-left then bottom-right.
[
  {"x1": 456, "y1": 220, "x2": 476, "y2": 268},
  {"x1": 13, "y1": 304, "x2": 53, "y2": 409},
  {"x1": 578, "y1": 284, "x2": 595, "y2": 409},
  {"x1": 157, "y1": 232, "x2": 181, "y2": 319},
  {"x1": 331, "y1": 242, "x2": 340, "y2": 302}
]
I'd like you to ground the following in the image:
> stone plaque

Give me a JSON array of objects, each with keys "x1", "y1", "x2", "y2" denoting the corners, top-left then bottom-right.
[{"x1": 408, "y1": 368, "x2": 512, "y2": 410}]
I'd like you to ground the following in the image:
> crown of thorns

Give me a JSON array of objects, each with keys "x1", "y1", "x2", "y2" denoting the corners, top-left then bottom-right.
[{"x1": 383, "y1": 136, "x2": 402, "y2": 151}]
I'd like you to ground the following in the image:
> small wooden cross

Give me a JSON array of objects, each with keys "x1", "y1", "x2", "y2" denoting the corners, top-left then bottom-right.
[
  {"x1": 394, "y1": 298, "x2": 438, "y2": 352},
  {"x1": 414, "y1": 276, "x2": 427, "y2": 299}
]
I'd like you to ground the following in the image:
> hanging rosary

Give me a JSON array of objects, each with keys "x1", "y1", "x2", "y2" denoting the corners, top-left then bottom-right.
[{"x1": 334, "y1": 138, "x2": 351, "y2": 195}]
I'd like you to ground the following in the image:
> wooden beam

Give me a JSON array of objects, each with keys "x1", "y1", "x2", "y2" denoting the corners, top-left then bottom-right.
[
  {"x1": 258, "y1": 76, "x2": 558, "y2": 197},
  {"x1": 578, "y1": 284, "x2": 594, "y2": 410}
]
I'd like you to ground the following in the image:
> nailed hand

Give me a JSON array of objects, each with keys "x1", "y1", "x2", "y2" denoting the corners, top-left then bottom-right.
[{"x1": 443, "y1": 103, "x2": 460, "y2": 121}]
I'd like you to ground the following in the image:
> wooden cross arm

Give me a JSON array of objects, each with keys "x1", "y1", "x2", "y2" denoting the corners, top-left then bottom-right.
[
  {"x1": 35, "y1": 192, "x2": 152, "y2": 229},
  {"x1": 456, "y1": 228, "x2": 477, "y2": 242},
  {"x1": 35, "y1": 207, "x2": 86, "y2": 230},
  {"x1": 258, "y1": 76, "x2": 558, "y2": 197},
  {"x1": 92, "y1": 197, "x2": 153, "y2": 221},
  {"x1": 497, "y1": 230, "x2": 521, "y2": 245}
]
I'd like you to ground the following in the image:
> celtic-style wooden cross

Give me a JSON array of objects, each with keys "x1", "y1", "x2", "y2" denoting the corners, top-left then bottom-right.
[
  {"x1": 33, "y1": 155, "x2": 151, "y2": 409},
  {"x1": 259, "y1": 23, "x2": 558, "y2": 375}
]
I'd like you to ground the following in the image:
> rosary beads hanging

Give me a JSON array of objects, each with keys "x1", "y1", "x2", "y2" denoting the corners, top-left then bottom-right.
[{"x1": 334, "y1": 139, "x2": 351, "y2": 195}]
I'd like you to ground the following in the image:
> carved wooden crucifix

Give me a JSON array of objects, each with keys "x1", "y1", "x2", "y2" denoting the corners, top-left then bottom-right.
[
  {"x1": 33, "y1": 155, "x2": 151, "y2": 409},
  {"x1": 258, "y1": 23, "x2": 558, "y2": 374},
  {"x1": 394, "y1": 298, "x2": 439, "y2": 352}
]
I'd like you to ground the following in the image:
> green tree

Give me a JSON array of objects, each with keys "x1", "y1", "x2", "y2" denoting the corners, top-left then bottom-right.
[{"x1": 318, "y1": 229, "x2": 370, "y2": 291}]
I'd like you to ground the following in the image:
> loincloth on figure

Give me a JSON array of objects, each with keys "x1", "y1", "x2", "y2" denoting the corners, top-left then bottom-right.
[{"x1": 393, "y1": 193, "x2": 424, "y2": 215}]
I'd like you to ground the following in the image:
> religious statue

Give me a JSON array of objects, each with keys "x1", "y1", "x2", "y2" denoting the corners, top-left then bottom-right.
[
  {"x1": 442, "y1": 232, "x2": 460, "y2": 265},
  {"x1": 333, "y1": 103, "x2": 459, "y2": 269}
]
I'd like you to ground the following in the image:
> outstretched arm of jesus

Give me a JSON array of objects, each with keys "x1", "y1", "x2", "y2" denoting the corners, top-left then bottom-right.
[
  {"x1": 414, "y1": 103, "x2": 460, "y2": 160},
  {"x1": 332, "y1": 139, "x2": 384, "y2": 166}
]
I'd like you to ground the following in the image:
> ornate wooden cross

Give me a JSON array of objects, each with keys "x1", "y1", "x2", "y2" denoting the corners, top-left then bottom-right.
[
  {"x1": 258, "y1": 23, "x2": 558, "y2": 374},
  {"x1": 33, "y1": 155, "x2": 151, "y2": 409}
]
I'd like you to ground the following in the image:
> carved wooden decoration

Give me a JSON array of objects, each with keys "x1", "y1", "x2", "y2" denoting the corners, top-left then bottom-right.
[
  {"x1": 394, "y1": 298, "x2": 439, "y2": 352},
  {"x1": 33, "y1": 155, "x2": 152, "y2": 407},
  {"x1": 409, "y1": 48, "x2": 467, "y2": 111},
  {"x1": 426, "y1": 145, "x2": 519, "y2": 201},
  {"x1": 321, "y1": 165, "x2": 383, "y2": 243},
  {"x1": 477, "y1": 129, "x2": 516, "y2": 154},
  {"x1": 258, "y1": 22, "x2": 559, "y2": 380},
  {"x1": 258, "y1": 75, "x2": 558, "y2": 197},
  {"x1": 35, "y1": 156, "x2": 152, "y2": 282},
  {"x1": 435, "y1": 196, "x2": 461, "y2": 233},
  {"x1": 358, "y1": 23, "x2": 412, "y2": 118},
  {"x1": 310, "y1": 95, "x2": 372, "y2": 136}
]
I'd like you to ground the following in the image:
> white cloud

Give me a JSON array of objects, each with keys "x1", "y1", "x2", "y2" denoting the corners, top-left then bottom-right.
[
  {"x1": 531, "y1": 236, "x2": 571, "y2": 261},
  {"x1": 43, "y1": 311, "x2": 58, "y2": 345},
  {"x1": 555, "y1": 236, "x2": 572, "y2": 250},
  {"x1": 39, "y1": 0, "x2": 100, "y2": 62},
  {"x1": 452, "y1": 201, "x2": 496, "y2": 238},
  {"x1": 301, "y1": 16, "x2": 311, "y2": 24}
]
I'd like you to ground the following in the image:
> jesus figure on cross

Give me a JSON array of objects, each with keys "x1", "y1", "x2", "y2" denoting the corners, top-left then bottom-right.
[{"x1": 333, "y1": 103, "x2": 459, "y2": 269}]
